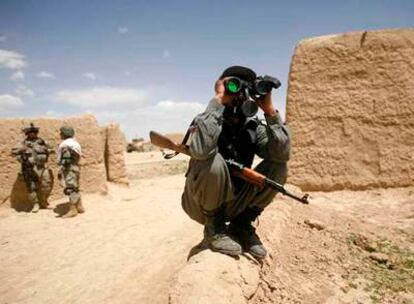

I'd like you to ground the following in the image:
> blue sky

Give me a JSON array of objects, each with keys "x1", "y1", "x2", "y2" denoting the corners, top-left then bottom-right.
[{"x1": 0, "y1": 0, "x2": 413, "y2": 138}]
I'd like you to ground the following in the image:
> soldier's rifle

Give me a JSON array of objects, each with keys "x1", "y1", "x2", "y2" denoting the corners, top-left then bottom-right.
[
  {"x1": 11, "y1": 146, "x2": 35, "y2": 184},
  {"x1": 149, "y1": 131, "x2": 309, "y2": 205},
  {"x1": 11, "y1": 146, "x2": 32, "y2": 163}
]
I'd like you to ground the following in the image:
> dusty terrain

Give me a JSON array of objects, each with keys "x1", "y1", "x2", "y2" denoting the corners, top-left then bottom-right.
[{"x1": 0, "y1": 152, "x2": 413, "y2": 304}]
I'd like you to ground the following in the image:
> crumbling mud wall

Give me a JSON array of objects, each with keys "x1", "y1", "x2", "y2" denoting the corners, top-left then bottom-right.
[
  {"x1": 105, "y1": 123, "x2": 129, "y2": 185},
  {"x1": 0, "y1": 115, "x2": 125, "y2": 209},
  {"x1": 286, "y1": 28, "x2": 414, "y2": 191}
]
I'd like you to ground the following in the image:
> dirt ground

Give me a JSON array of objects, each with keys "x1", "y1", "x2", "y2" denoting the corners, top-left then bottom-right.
[
  {"x1": 0, "y1": 152, "x2": 413, "y2": 304},
  {"x1": 253, "y1": 187, "x2": 414, "y2": 304}
]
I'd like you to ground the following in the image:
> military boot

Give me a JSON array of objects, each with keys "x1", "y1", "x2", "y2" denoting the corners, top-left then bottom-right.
[
  {"x1": 38, "y1": 196, "x2": 49, "y2": 209},
  {"x1": 32, "y1": 203, "x2": 40, "y2": 213},
  {"x1": 203, "y1": 208, "x2": 242, "y2": 257},
  {"x1": 29, "y1": 192, "x2": 40, "y2": 213},
  {"x1": 61, "y1": 204, "x2": 78, "y2": 218},
  {"x1": 76, "y1": 200, "x2": 85, "y2": 214},
  {"x1": 229, "y1": 207, "x2": 267, "y2": 259}
]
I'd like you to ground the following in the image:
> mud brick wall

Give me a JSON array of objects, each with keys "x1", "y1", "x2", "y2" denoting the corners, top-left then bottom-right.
[
  {"x1": 286, "y1": 28, "x2": 414, "y2": 190},
  {"x1": 105, "y1": 123, "x2": 129, "y2": 185}
]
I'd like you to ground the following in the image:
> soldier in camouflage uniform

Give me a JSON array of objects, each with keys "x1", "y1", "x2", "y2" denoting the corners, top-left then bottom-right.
[
  {"x1": 182, "y1": 66, "x2": 291, "y2": 259},
  {"x1": 57, "y1": 125, "x2": 84, "y2": 218},
  {"x1": 11, "y1": 123, "x2": 53, "y2": 212}
]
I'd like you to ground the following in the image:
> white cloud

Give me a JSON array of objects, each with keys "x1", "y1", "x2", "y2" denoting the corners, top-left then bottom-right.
[
  {"x1": 36, "y1": 71, "x2": 55, "y2": 79},
  {"x1": 155, "y1": 100, "x2": 204, "y2": 113},
  {"x1": 15, "y1": 85, "x2": 35, "y2": 97},
  {"x1": 94, "y1": 100, "x2": 205, "y2": 139},
  {"x1": 118, "y1": 27, "x2": 128, "y2": 34},
  {"x1": 0, "y1": 94, "x2": 24, "y2": 111},
  {"x1": 45, "y1": 110, "x2": 62, "y2": 117},
  {"x1": 82, "y1": 72, "x2": 96, "y2": 80},
  {"x1": 10, "y1": 70, "x2": 25, "y2": 81},
  {"x1": 56, "y1": 86, "x2": 148, "y2": 108},
  {"x1": 0, "y1": 35, "x2": 7, "y2": 42},
  {"x1": 0, "y1": 49, "x2": 27, "y2": 70},
  {"x1": 163, "y1": 49, "x2": 171, "y2": 58}
]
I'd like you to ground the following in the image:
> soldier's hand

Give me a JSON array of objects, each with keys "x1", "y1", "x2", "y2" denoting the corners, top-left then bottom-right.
[
  {"x1": 257, "y1": 92, "x2": 277, "y2": 117},
  {"x1": 214, "y1": 77, "x2": 235, "y2": 106}
]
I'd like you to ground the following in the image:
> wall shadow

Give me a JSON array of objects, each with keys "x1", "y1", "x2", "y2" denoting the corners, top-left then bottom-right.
[
  {"x1": 10, "y1": 174, "x2": 31, "y2": 212},
  {"x1": 9, "y1": 168, "x2": 55, "y2": 212}
]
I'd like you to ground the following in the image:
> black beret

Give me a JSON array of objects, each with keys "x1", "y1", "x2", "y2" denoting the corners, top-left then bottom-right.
[{"x1": 220, "y1": 66, "x2": 257, "y2": 82}]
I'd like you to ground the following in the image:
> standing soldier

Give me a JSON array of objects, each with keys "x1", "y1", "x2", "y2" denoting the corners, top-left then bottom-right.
[
  {"x1": 11, "y1": 123, "x2": 53, "y2": 212},
  {"x1": 57, "y1": 125, "x2": 84, "y2": 218}
]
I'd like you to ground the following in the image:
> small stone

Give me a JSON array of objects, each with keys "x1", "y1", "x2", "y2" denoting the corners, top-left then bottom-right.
[
  {"x1": 352, "y1": 234, "x2": 377, "y2": 252},
  {"x1": 369, "y1": 252, "x2": 388, "y2": 264},
  {"x1": 340, "y1": 286, "x2": 350, "y2": 294},
  {"x1": 304, "y1": 219, "x2": 325, "y2": 230}
]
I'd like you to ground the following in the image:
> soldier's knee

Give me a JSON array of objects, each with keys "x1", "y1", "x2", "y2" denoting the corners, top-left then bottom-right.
[
  {"x1": 189, "y1": 153, "x2": 228, "y2": 182},
  {"x1": 208, "y1": 153, "x2": 228, "y2": 178},
  {"x1": 69, "y1": 191, "x2": 81, "y2": 204},
  {"x1": 65, "y1": 187, "x2": 81, "y2": 204},
  {"x1": 28, "y1": 191, "x2": 38, "y2": 203}
]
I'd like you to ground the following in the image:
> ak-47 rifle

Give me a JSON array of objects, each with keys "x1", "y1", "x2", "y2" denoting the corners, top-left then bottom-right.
[{"x1": 149, "y1": 131, "x2": 309, "y2": 205}]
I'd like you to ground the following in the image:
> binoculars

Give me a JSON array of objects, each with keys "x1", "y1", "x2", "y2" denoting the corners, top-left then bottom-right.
[
  {"x1": 224, "y1": 75, "x2": 281, "y2": 117},
  {"x1": 224, "y1": 75, "x2": 281, "y2": 98}
]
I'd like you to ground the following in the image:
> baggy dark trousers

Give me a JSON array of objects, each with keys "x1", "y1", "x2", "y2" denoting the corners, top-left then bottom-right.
[{"x1": 181, "y1": 153, "x2": 287, "y2": 225}]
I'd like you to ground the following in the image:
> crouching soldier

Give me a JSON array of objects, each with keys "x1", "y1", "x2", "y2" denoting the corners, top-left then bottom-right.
[
  {"x1": 181, "y1": 66, "x2": 291, "y2": 259},
  {"x1": 57, "y1": 125, "x2": 84, "y2": 218},
  {"x1": 11, "y1": 123, "x2": 53, "y2": 212}
]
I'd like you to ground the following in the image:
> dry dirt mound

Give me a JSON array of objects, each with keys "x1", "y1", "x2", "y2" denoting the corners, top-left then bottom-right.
[{"x1": 168, "y1": 187, "x2": 414, "y2": 304}]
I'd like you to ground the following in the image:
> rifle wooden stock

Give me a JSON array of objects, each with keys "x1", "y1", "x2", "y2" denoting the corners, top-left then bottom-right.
[
  {"x1": 226, "y1": 161, "x2": 265, "y2": 188},
  {"x1": 149, "y1": 131, "x2": 190, "y2": 156},
  {"x1": 149, "y1": 131, "x2": 309, "y2": 204}
]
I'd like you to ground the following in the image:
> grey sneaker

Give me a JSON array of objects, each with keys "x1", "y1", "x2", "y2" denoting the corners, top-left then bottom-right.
[
  {"x1": 204, "y1": 227, "x2": 242, "y2": 256},
  {"x1": 229, "y1": 207, "x2": 267, "y2": 259},
  {"x1": 203, "y1": 209, "x2": 241, "y2": 257},
  {"x1": 230, "y1": 224, "x2": 267, "y2": 259}
]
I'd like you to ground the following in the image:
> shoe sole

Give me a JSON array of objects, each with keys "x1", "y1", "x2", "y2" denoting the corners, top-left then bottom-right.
[{"x1": 209, "y1": 246, "x2": 242, "y2": 257}]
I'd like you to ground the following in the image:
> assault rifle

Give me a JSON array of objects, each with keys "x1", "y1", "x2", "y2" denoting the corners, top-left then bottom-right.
[
  {"x1": 11, "y1": 147, "x2": 36, "y2": 186},
  {"x1": 149, "y1": 131, "x2": 309, "y2": 205}
]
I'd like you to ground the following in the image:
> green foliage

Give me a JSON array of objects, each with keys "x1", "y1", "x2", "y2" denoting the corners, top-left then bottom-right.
[
  {"x1": 366, "y1": 238, "x2": 414, "y2": 295},
  {"x1": 346, "y1": 233, "x2": 414, "y2": 303}
]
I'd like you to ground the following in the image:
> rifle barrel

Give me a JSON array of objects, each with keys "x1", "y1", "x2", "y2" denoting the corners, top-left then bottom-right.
[{"x1": 265, "y1": 178, "x2": 309, "y2": 204}]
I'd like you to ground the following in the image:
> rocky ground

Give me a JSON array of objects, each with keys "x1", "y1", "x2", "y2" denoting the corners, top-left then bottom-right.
[{"x1": 0, "y1": 152, "x2": 413, "y2": 304}]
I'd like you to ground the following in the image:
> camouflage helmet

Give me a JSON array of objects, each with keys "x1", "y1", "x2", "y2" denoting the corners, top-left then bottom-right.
[
  {"x1": 60, "y1": 125, "x2": 75, "y2": 138},
  {"x1": 23, "y1": 122, "x2": 39, "y2": 134}
]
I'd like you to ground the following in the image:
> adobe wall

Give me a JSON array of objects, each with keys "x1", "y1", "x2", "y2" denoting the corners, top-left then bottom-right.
[
  {"x1": 105, "y1": 123, "x2": 129, "y2": 185},
  {"x1": 286, "y1": 28, "x2": 414, "y2": 190}
]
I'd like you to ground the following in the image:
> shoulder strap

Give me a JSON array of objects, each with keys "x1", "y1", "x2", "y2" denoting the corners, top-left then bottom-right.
[{"x1": 162, "y1": 119, "x2": 194, "y2": 159}]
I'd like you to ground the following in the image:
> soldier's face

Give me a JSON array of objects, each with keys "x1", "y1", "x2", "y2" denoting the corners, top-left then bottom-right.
[{"x1": 27, "y1": 131, "x2": 38, "y2": 140}]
